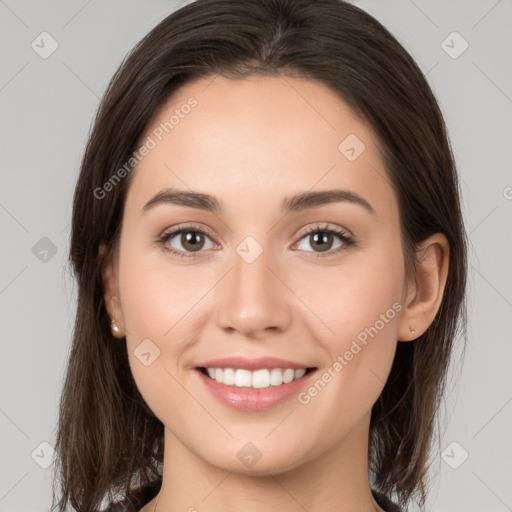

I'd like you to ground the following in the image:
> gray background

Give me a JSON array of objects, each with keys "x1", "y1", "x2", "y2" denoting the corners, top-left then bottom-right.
[{"x1": 1, "y1": 0, "x2": 511, "y2": 510}]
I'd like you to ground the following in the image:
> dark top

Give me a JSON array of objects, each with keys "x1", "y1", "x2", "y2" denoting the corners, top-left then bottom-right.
[{"x1": 104, "y1": 478, "x2": 405, "y2": 512}]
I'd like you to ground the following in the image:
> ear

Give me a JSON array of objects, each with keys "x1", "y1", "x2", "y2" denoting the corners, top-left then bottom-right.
[
  {"x1": 397, "y1": 233, "x2": 449, "y2": 341},
  {"x1": 99, "y1": 242, "x2": 126, "y2": 338}
]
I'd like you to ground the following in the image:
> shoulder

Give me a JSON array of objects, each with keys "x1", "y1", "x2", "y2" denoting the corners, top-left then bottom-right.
[
  {"x1": 371, "y1": 489, "x2": 406, "y2": 512},
  {"x1": 103, "y1": 478, "x2": 162, "y2": 512}
]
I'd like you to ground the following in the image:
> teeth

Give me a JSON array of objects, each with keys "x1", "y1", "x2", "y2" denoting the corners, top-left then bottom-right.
[
  {"x1": 252, "y1": 369, "x2": 270, "y2": 388},
  {"x1": 270, "y1": 368, "x2": 283, "y2": 386},
  {"x1": 295, "y1": 368, "x2": 306, "y2": 379},
  {"x1": 223, "y1": 367, "x2": 236, "y2": 385},
  {"x1": 204, "y1": 367, "x2": 308, "y2": 388},
  {"x1": 283, "y1": 368, "x2": 295, "y2": 384},
  {"x1": 235, "y1": 369, "x2": 252, "y2": 387}
]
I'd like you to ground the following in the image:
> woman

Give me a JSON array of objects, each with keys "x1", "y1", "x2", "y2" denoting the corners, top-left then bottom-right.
[{"x1": 52, "y1": 1, "x2": 467, "y2": 511}]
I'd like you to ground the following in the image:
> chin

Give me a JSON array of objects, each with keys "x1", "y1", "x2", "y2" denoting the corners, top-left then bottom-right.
[{"x1": 195, "y1": 436, "x2": 312, "y2": 476}]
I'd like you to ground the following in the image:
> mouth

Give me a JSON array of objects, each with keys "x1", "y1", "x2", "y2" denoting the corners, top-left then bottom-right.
[
  {"x1": 197, "y1": 366, "x2": 317, "y2": 389},
  {"x1": 193, "y1": 358, "x2": 318, "y2": 412}
]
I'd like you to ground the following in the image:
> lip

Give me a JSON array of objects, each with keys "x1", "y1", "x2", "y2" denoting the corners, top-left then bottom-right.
[
  {"x1": 195, "y1": 366, "x2": 317, "y2": 412},
  {"x1": 194, "y1": 356, "x2": 311, "y2": 371}
]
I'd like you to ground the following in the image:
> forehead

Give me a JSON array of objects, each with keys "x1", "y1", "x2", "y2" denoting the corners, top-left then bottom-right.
[{"x1": 124, "y1": 74, "x2": 396, "y2": 221}]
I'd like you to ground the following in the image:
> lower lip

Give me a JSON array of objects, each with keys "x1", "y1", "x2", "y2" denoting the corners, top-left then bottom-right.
[{"x1": 196, "y1": 369, "x2": 316, "y2": 412}]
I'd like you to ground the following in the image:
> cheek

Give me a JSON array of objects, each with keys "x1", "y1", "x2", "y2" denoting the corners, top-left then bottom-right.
[
  {"x1": 118, "y1": 246, "x2": 206, "y2": 340},
  {"x1": 296, "y1": 246, "x2": 404, "y2": 409},
  {"x1": 117, "y1": 246, "x2": 212, "y2": 409},
  {"x1": 300, "y1": 244, "x2": 404, "y2": 344}
]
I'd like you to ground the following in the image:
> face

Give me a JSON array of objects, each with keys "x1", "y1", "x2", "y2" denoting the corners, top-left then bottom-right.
[{"x1": 106, "y1": 74, "x2": 410, "y2": 475}]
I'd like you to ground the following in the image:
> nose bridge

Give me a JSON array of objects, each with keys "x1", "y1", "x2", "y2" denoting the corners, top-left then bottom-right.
[
  {"x1": 214, "y1": 234, "x2": 291, "y2": 335},
  {"x1": 233, "y1": 237, "x2": 272, "y2": 296}
]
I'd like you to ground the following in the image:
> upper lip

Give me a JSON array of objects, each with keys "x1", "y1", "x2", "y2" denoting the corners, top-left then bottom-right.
[{"x1": 195, "y1": 356, "x2": 314, "y2": 371}]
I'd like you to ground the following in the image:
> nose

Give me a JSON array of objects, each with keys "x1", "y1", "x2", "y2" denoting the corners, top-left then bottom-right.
[{"x1": 214, "y1": 241, "x2": 292, "y2": 338}]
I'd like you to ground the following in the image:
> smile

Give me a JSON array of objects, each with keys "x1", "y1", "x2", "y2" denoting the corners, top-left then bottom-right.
[
  {"x1": 200, "y1": 367, "x2": 314, "y2": 389},
  {"x1": 194, "y1": 357, "x2": 318, "y2": 412}
]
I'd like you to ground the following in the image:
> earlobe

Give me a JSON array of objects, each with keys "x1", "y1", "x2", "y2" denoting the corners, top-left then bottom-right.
[
  {"x1": 99, "y1": 242, "x2": 126, "y2": 337},
  {"x1": 397, "y1": 233, "x2": 450, "y2": 342}
]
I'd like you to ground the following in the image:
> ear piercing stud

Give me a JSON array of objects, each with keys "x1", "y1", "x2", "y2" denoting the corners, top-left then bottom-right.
[
  {"x1": 111, "y1": 319, "x2": 121, "y2": 335},
  {"x1": 409, "y1": 326, "x2": 416, "y2": 334}
]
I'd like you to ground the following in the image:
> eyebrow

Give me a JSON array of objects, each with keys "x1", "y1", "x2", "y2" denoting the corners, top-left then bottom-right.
[{"x1": 142, "y1": 188, "x2": 376, "y2": 216}]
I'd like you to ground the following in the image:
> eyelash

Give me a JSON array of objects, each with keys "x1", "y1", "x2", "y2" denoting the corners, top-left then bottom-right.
[{"x1": 156, "y1": 222, "x2": 356, "y2": 260}]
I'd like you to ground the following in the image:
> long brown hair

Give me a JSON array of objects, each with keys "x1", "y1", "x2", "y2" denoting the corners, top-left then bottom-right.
[{"x1": 52, "y1": 0, "x2": 468, "y2": 510}]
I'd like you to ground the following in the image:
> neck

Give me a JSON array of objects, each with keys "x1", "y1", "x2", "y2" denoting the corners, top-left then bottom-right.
[{"x1": 152, "y1": 412, "x2": 382, "y2": 512}]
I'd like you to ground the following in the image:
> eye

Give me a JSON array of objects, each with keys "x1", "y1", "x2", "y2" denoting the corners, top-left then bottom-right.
[
  {"x1": 294, "y1": 223, "x2": 355, "y2": 257},
  {"x1": 157, "y1": 224, "x2": 216, "y2": 259}
]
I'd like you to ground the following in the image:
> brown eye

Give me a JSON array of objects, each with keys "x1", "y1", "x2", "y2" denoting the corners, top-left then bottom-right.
[
  {"x1": 158, "y1": 226, "x2": 216, "y2": 259},
  {"x1": 179, "y1": 230, "x2": 206, "y2": 252},
  {"x1": 295, "y1": 225, "x2": 355, "y2": 257},
  {"x1": 307, "y1": 231, "x2": 336, "y2": 252}
]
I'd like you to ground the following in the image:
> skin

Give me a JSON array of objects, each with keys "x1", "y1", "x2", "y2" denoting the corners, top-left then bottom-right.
[{"x1": 101, "y1": 74, "x2": 449, "y2": 512}]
